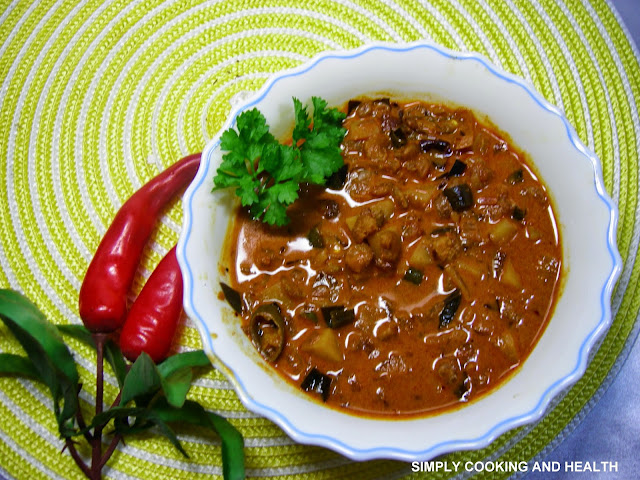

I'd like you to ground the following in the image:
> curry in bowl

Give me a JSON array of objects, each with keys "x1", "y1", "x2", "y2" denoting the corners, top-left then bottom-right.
[{"x1": 219, "y1": 97, "x2": 561, "y2": 417}]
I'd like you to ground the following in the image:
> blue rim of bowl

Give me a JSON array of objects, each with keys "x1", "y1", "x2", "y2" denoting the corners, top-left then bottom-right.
[{"x1": 177, "y1": 41, "x2": 623, "y2": 461}]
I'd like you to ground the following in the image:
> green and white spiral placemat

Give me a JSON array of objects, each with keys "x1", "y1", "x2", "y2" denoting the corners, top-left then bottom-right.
[{"x1": 1, "y1": 0, "x2": 638, "y2": 478}]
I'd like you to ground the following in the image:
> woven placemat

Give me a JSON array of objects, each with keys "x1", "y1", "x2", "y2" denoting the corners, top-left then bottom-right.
[{"x1": 1, "y1": 0, "x2": 638, "y2": 478}]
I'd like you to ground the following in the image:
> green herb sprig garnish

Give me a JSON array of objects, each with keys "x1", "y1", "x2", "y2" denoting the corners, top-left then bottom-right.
[{"x1": 212, "y1": 97, "x2": 347, "y2": 226}]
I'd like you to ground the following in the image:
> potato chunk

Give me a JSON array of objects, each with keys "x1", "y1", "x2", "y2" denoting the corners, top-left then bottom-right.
[{"x1": 303, "y1": 329, "x2": 343, "y2": 363}]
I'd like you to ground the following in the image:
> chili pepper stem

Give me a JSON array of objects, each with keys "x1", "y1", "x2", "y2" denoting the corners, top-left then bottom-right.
[{"x1": 66, "y1": 334, "x2": 123, "y2": 480}]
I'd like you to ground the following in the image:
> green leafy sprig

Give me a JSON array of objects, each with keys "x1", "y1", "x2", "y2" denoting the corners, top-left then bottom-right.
[
  {"x1": 212, "y1": 96, "x2": 347, "y2": 226},
  {"x1": 0, "y1": 289, "x2": 245, "y2": 480}
]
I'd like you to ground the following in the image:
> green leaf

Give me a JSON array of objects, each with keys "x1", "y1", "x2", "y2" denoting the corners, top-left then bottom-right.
[
  {"x1": 160, "y1": 368, "x2": 192, "y2": 409},
  {"x1": 292, "y1": 97, "x2": 310, "y2": 144},
  {"x1": 113, "y1": 416, "x2": 155, "y2": 436},
  {"x1": 0, "y1": 289, "x2": 79, "y2": 387},
  {"x1": 299, "y1": 97, "x2": 346, "y2": 185},
  {"x1": 0, "y1": 290, "x2": 80, "y2": 433},
  {"x1": 2, "y1": 316, "x2": 59, "y2": 402},
  {"x1": 235, "y1": 175, "x2": 260, "y2": 206},
  {"x1": 275, "y1": 146, "x2": 303, "y2": 182},
  {"x1": 217, "y1": 149, "x2": 252, "y2": 177},
  {"x1": 300, "y1": 143, "x2": 344, "y2": 184},
  {"x1": 56, "y1": 324, "x2": 93, "y2": 344},
  {"x1": 155, "y1": 351, "x2": 210, "y2": 408},
  {"x1": 104, "y1": 340, "x2": 128, "y2": 388},
  {"x1": 149, "y1": 398, "x2": 245, "y2": 480},
  {"x1": 269, "y1": 180, "x2": 299, "y2": 205},
  {"x1": 312, "y1": 96, "x2": 347, "y2": 132},
  {"x1": 150, "y1": 416, "x2": 189, "y2": 457},
  {"x1": 220, "y1": 108, "x2": 275, "y2": 172},
  {"x1": 157, "y1": 350, "x2": 210, "y2": 378},
  {"x1": 253, "y1": 192, "x2": 290, "y2": 227},
  {"x1": 120, "y1": 352, "x2": 161, "y2": 407},
  {"x1": 156, "y1": 351, "x2": 210, "y2": 408},
  {"x1": 57, "y1": 380, "x2": 80, "y2": 437},
  {"x1": 260, "y1": 143, "x2": 301, "y2": 182},
  {"x1": 219, "y1": 128, "x2": 242, "y2": 157},
  {"x1": 0, "y1": 353, "x2": 41, "y2": 379},
  {"x1": 87, "y1": 406, "x2": 147, "y2": 433},
  {"x1": 206, "y1": 411, "x2": 246, "y2": 480},
  {"x1": 107, "y1": 404, "x2": 188, "y2": 456},
  {"x1": 56, "y1": 324, "x2": 128, "y2": 387},
  {"x1": 237, "y1": 108, "x2": 274, "y2": 146}
]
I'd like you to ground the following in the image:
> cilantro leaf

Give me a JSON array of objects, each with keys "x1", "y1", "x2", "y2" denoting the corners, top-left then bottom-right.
[
  {"x1": 260, "y1": 143, "x2": 302, "y2": 182},
  {"x1": 254, "y1": 192, "x2": 290, "y2": 226},
  {"x1": 236, "y1": 176, "x2": 261, "y2": 206},
  {"x1": 292, "y1": 98, "x2": 311, "y2": 145},
  {"x1": 312, "y1": 96, "x2": 346, "y2": 129},
  {"x1": 269, "y1": 180, "x2": 299, "y2": 205},
  {"x1": 300, "y1": 144, "x2": 344, "y2": 184},
  {"x1": 298, "y1": 96, "x2": 346, "y2": 184},
  {"x1": 234, "y1": 108, "x2": 275, "y2": 149},
  {"x1": 212, "y1": 97, "x2": 346, "y2": 226}
]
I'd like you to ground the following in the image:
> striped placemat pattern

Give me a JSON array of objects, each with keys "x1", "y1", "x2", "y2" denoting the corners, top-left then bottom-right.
[{"x1": 1, "y1": 0, "x2": 638, "y2": 478}]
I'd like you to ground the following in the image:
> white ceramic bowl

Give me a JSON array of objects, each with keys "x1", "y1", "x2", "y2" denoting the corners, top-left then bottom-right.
[{"x1": 177, "y1": 42, "x2": 622, "y2": 461}]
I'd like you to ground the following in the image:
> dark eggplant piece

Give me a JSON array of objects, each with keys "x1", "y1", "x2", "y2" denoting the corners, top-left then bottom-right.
[
  {"x1": 301, "y1": 368, "x2": 332, "y2": 402},
  {"x1": 321, "y1": 306, "x2": 355, "y2": 329},
  {"x1": 307, "y1": 226, "x2": 325, "y2": 248},
  {"x1": 512, "y1": 206, "x2": 526, "y2": 221},
  {"x1": 420, "y1": 139, "x2": 452, "y2": 156},
  {"x1": 443, "y1": 184, "x2": 474, "y2": 211},
  {"x1": 439, "y1": 289, "x2": 462, "y2": 329},
  {"x1": 440, "y1": 159, "x2": 467, "y2": 178},
  {"x1": 347, "y1": 100, "x2": 361, "y2": 115},
  {"x1": 403, "y1": 267, "x2": 423, "y2": 285},
  {"x1": 220, "y1": 282, "x2": 243, "y2": 314},
  {"x1": 390, "y1": 128, "x2": 407, "y2": 148},
  {"x1": 325, "y1": 164, "x2": 348, "y2": 190},
  {"x1": 507, "y1": 169, "x2": 524, "y2": 184},
  {"x1": 250, "y1": 303, "x2": 286, "y2": 362}
]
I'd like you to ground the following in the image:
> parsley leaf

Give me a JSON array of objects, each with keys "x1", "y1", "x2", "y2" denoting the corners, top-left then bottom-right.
[{"x1": 213, "y1": 97, "x2": 346, "y2": 226}]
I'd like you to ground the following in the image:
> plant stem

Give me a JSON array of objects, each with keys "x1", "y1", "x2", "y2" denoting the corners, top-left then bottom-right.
[
  {"x1": 110, "y1": 389, "x2": 122, "y2": 410},
  {"x1": 98, "y1": 385, "x2": 124, "y2": 470},
  {"x1": 90, "y1": 333, "x2": 108, "y2": 479},
  {"x1": 98, "y1": 434, "x2": 122, "y2": 470},
  {"x1": 67, "y1": 334, "x2": 123, "y2": 480},
  {"x1": 65, "y1": 438, "x2": 92, "y2": 478},
  {"x1": 76, "y1": 399, "x2": 93, "y2": 444}
]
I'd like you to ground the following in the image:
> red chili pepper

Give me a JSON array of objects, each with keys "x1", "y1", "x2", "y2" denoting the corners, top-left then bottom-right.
[
  {"x1": 79, "y1": 153, "x2": 201, "y2": 333},
  {"x1": 119, "y1": 245, "x2": 183, "y2": 362}
]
